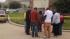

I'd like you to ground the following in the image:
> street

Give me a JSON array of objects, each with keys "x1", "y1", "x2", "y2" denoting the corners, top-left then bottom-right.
[{"x1": 0, "y1": 23, "x2": 70, "y2": 39}]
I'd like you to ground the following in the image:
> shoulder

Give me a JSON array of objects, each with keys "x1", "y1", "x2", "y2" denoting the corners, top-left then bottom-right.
[
  {"x1": 54, "y1": 13, "x2": 60, "y2": 16},
  {"x1": 55, "y1": 12, "x2": 60, "y2": 14},
  {"x1": 47, "y1": 10, "x2": 53, "y2": 14}
]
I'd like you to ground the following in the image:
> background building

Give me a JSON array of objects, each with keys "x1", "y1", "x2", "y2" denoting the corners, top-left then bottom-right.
[
  {"x1": 33, "y1": 0, "x2": 49, "y2": 8},
  {"x1": 5, "y1": 0, "x2": 51, "y2": 8}
]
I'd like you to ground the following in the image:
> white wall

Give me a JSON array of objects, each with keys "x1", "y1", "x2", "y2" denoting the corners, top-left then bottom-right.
[{"x1": 33, "y1": 0, "x2": 49, "y2": 8}]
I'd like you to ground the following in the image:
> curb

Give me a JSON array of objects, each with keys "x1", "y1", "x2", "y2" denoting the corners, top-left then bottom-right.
[
  {"x1": 8, "y1": 16, "x2": 25, "y2": 27},
  {"x1": 8, "y1": 21, "x2": 25, "y2": 27}
]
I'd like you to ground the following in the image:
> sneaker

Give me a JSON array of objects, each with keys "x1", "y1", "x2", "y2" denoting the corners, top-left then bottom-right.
[
  {"x1": 32, "y1": 36, "x2": 34, "y2": 38},
  {"x1": 35, "y1": 35, "x2": 39, "y2": 37},
  {"x1": 26, "y1": 33, "x2": 30, "y2": 35},
  {"x1": 32, "y1": 34, "x2": 35, "y2": 38}
]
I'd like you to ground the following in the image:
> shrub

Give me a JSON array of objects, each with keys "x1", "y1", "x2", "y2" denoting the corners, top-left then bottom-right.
[
  {"x1": 64, "y1": 16, "x2": 70, "y2": 19},
  {"x1": 54, "y1": 0, "x2": 70, "y2": 13}
]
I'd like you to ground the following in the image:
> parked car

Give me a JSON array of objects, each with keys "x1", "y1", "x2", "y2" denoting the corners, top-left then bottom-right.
[{"x1": 0, "y1": 9, "x2": 8, "y2": 22}]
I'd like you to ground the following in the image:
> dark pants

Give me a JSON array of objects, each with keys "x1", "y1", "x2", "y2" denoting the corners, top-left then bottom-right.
[
  {"x1": 59, "y1": 23, "x2": 63, "y2": 35},
  {"x1": 25, "y1": 21, "x2": 30, "y2": 34},
  {"x1": 53, "y1": 23, "x2": 60, "y2": 36},
  {"x1": 38, "y1": 23, "x2": 42, "y2": 32},
  {"x1": 31, "y1": 23, "x2": 38, "y2": 37}
]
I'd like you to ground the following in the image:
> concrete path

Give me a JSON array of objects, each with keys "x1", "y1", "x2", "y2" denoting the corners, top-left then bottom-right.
[{"x1": 0, "y1": 23, "x2": 70, "y2": 39}]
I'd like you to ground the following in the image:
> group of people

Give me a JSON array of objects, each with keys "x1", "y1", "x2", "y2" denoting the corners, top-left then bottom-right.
[{"x1": 25, "y1": 7, "x2": 64, "y2": 38}]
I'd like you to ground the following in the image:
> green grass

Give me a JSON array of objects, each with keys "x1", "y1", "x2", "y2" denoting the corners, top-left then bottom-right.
[
  {"x1": 9, "y1": 13, "x2": 70, "y2": 29},
  {"x1": 9, "y1": 12, "x2": 26, "y2": 25},
  {"x1": 64, "y1": 19, "x2": 70, "y2": 29}
]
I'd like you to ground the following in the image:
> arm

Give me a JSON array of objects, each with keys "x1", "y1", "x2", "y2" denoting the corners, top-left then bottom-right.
[
  {"x1": 52, "y1": 14, "x2": 56, "y2": 24},
  {"x1": 44, "y1": 11, "x2": 46, "y2": 16},
  {"x1": 43, "y1": 11, "x2": 47, "y2": 20}
]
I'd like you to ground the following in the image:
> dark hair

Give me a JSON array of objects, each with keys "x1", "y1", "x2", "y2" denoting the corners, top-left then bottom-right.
[
  {"x1": 46, "y1": 8, "x2": 49, "y2": 10},
  {"x1": 39, "y1": 11, "x2": 42, "y2": 15},
  {"x1": 28, "y1": 6, "x2": 30, "y2": 8},
  {"x1": 34, "y1": 7, "x2": 37, "y2": 10},
  {"x1": 56, "y1": 10, "x2": 60, "y2": 13}
]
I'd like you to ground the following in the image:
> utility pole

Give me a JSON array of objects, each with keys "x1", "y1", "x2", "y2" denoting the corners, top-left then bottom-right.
[{"x1": 30, "y1": 0, "x2": 33, "y2": 9}]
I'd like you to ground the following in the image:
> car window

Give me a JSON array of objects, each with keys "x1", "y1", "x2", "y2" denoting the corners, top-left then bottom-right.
[{"x1": 0, "y1": 10, "x2": 6, "y2": 15}]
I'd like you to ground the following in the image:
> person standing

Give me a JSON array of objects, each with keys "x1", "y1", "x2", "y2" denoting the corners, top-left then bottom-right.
[
  {"x1": 44, "y1": 8, "x2": 53, "y2": 38},
  {"x1": 52, "y1": 10, "x2": 60, "y2": 36},
  {"x1": 30, "y1": 8, "x2": 39, "y2": 37},
  {"x1": 38, "y1": 11, "x2": 43, "y2": 32},
  {"x1": 25, "y1": 7, "x2": 31, "y2": 35},
  {"x1": 59, "y1": 15, "x2": 64, "y2": 35}
]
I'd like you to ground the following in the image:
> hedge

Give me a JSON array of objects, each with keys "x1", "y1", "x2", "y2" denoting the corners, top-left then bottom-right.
[{"x1": 64, "y1": 16, "x2": 70, "y2": 19}]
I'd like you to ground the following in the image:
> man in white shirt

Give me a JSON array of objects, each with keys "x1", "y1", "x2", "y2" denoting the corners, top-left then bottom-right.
[
  {"x1": 44, "y1": 8, "x2": 53, "y2": 38},
  {"x1": 52, "y1": 12, "x2": 60, "y2": 24},
  {"x1": 52, "y1": 12, "x2": 60, "y2": 36},
  {"x1": 44, "y1": 10, "x2": 53, "y2": 23}
]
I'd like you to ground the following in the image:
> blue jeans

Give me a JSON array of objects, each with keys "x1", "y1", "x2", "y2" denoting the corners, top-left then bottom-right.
[{"x1": 31, "y1": 23, "x2": 38, "y2": 37}]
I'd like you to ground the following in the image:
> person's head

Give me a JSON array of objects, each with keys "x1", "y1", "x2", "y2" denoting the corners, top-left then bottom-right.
[
  {"x1": 56, "y1": 10, "x2": 60, "y2": 14},
  {"x1": 46, "y1": 7, "x2": 50, "y2": 10},
  {"x1": 52, "y1": 9, "x2": 57, "y2": 14},
  {"x1": 39, "y1": 11, "x2": 42, "y2": 15},
  {"x1": 34, "y1": 7, "x2": 37, "y2": 11},
  {"x1": 28, "y1": 6, "x2": 31, "y2": 10}
]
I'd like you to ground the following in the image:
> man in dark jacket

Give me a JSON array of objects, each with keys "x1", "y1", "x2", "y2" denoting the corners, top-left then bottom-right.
[
  {"x1": 38, "y1": 11, "x2": 43, "y2": 32},
  {"x1": 25, "y1": 7, "x2": 31, "y2": 35}
]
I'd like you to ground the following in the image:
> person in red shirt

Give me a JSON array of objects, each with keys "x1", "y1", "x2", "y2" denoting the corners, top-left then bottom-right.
[
  {"x1": 30, "y1": 8, "x2": 39, "y2": 37},
  {"x1": 59, "y1": 15, "x2": 64, "y2": 35},
  {"x1": 60, "y1": 15, "x2": 64, "y2": 24}
]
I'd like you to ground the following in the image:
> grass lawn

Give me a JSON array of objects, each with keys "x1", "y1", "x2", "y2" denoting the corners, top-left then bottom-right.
[
  {"x1": 64, "y1": 19, "x2": 70, "y2": 30},
  {"x1": 9, "y1": 12, "x2": 26, "y2": 25},
  {"x1": 9, "y1": 13, "x2": 70, "y2": 29}
]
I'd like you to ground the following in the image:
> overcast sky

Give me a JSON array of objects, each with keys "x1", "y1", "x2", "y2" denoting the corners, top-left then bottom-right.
[{"x1": 0, "y1": 0, "x2": 6, "y2": 3}]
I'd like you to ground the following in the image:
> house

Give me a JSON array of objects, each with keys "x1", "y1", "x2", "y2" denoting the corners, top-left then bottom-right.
[
  {"x1": 31, "y1": 0, "x2": 55, "y2": 8},
  {"x1": 33, "y1": 0, "x2": 49, "y2": 8}
]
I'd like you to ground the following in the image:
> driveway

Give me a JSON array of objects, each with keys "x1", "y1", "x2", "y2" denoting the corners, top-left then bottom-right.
[{"x1": 0, "y1": 23, "x2": 70, "y2": 39}]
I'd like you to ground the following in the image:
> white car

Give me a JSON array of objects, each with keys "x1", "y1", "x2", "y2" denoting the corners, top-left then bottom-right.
[{"x1": 0, "y1": 9, "x2": 8, "y2": 22}]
